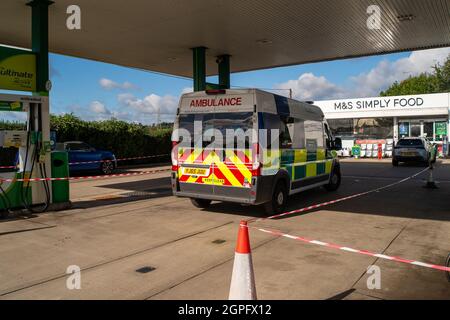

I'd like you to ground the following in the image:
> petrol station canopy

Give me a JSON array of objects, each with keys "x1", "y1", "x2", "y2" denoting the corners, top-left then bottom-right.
[{"x1": 2, "y1": 0, "x2": 450, "y2": 77}]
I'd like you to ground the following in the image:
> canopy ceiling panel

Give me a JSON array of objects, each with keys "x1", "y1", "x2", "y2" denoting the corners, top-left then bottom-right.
[{"x1": 1, "y1": 0, "x2": 450, "y2": 77}]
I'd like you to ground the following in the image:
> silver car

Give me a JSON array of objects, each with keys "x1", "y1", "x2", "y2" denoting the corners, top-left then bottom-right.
[{"x1": 392, "y1": 137, "x2": 436, "y2": 166}]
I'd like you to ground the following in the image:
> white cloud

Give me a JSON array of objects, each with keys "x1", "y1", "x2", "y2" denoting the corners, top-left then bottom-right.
[
  {"x1": 118, "y1": 92, "x2": 178, "y2": 115},
  {"x1": 89, "y1": 101, "x2": 111, "y2": 115},
  {"x1": 350, "y1": 47, "x2": 450, "y2": 97},
  {"x1": 277, "y1": 47, "x2": 450, "y2": 100},
  {"x1": 181, "y1": 87, "x2": 193, "y2": 94},
  {"x1": 99, "y1": 78, "x2": 138, "y2": 91},
  {"x1": 276, "y1": 72, "x2": 346, "y2": 100}
]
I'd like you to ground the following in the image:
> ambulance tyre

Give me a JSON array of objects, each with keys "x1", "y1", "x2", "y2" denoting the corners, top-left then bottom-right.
[
  {"x1": 264, "y1": 181, "x2": 288, "y2": 215},
  {"x1": 324, "y1": 167, "x2": 341, "y2": 191},
  {"x1": 190, "y1": 198, "x2": 212, "y2": 209},
  {"x1": 392, "y1": 159, "x2": 399, "y2": 166}
]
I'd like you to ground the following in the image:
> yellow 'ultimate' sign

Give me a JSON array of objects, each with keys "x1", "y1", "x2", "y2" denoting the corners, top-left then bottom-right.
[{"x1": 0, "y1": 47, "x2": 36, "y2": 92}]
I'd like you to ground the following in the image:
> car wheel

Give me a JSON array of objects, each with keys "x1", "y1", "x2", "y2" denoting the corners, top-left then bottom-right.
[
  {"x1": 100, "y1": 160, "x2": 114, "y2": 175},
  {"x1": 190, "y1": 198, "x2": 212, "y2": 208},
  {"x1": 392, "y1": 159, "x2": 399, "y2": 166},
  {"x1": 264, "y1": 181, "x2": 288, "y2": 215},
  {"x1": 324, "y1": 167, "x2": 341, "y2": 191}
]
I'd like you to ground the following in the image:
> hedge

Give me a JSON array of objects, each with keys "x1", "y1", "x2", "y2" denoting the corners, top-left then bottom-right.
[{"x1": 0, "y1": 114, "x2": 173, "y2": 164}]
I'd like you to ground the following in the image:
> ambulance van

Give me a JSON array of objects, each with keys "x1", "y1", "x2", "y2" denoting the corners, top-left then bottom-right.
[{"x1": 171, "y1": 89, "x2": 342, "y2": 214}]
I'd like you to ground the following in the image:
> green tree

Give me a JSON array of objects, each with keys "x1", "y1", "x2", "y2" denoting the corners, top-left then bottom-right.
[
  {"x1": 433, "y1": 56, "x2": 450, "y2": 91},
  {"x1": 380, "y1": 54, "x2": 450, "y2": 96}
]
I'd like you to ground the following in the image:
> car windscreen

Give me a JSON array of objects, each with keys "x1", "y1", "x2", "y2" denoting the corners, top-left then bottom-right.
[
  {"x1": 177, "y1": 112, "x2": 253, "y2": 148},
  {"x1": 396, "y1": 139, "x2": 423, "y2": 147}
]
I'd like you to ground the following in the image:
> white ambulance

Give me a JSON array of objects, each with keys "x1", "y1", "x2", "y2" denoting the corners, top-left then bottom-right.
[{"x1": 171, "y1": 89, "x2": 342, "y2": 214}]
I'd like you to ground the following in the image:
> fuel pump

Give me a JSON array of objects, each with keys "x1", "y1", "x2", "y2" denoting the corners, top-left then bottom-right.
[{"x1": 0, "y1": 94, "x2": 53, "y2": 216}]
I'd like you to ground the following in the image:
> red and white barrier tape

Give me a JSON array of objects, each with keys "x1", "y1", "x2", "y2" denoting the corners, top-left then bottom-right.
[
  {"x1": 251, "y1": 226, "x2": 450, "y2": 272},
  {"x1": 68, "y1": 153, "x2": 169, "y2": 165},
  {"x1": 0, "y1": 165, "x2": 17, "y2": 169},
  {"x1": 0, "y1": 154, "x2": 169, "y2": 169},
  {"x1": 251, "y1": 167, "x2": 429, "y2": 222},
  {"x1": 0, "y1": 168, "x2": 170, "y2": 183}
]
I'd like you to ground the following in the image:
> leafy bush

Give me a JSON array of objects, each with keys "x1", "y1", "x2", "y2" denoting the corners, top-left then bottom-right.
[
  {"x1": 0, "y1": 120, "x2": 26, "y2": 131},
  {"x1": 1, "y1": 114, "x2": 173, "y2": 164}
]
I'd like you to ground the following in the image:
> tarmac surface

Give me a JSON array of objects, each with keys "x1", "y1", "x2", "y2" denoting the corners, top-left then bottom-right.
[{"x1": 0, "y1": 159, "x2": 449, "y2": 299}]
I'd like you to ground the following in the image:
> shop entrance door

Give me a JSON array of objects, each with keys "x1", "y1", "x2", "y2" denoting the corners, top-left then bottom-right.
[{"x1": 410, "y1": 122, "x2": 421, "y2": 137}]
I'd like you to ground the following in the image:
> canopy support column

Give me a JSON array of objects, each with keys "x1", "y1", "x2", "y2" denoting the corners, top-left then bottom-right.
[
  {"x1": 192, "y1": 47, "x2": 206, "y2": 92},
  {"x1": 218, "y1": 54, "x2": 230, "y2": 89},
  {"x1": 27, "y1": 0, "x2": 53, "y2": 96}
]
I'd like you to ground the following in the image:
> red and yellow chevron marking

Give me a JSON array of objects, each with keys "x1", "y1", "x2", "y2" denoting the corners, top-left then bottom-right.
[{"x1": 178, "y1": 148, "x2": 252, "y2": 188}]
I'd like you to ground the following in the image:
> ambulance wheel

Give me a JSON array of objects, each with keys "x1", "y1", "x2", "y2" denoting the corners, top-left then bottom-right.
[
  {"x1": 324, "y1": 168, "x2": 341, "y2": 191},
  {"x1": 264, "y1": 181, "x2": 288, "y2": 215},
  {"x1": 190, "y1": 198, "x2": 212, "y2": 209},
  {"x1": 392, "y1": 159, "x2": 399, "y2": 166}
]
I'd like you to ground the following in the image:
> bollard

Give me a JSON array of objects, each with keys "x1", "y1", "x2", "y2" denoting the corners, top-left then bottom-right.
[{"x1": 424, "y1": 161, "x2": 438, "y2": 189}]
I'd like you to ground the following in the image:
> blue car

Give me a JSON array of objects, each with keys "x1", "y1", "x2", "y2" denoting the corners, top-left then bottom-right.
[{"x1": 63, "y1": 141, "x2": 117, "y2": 175}]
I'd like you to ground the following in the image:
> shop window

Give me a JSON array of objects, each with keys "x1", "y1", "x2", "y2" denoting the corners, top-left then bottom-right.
[
  {"x1": 328, "y1": 118, "x2": 393, "y2": 140},
  {"x1": 327, "y1": 119, "x2": 353, "y2": 137},
  {"x1": 398, "y1": 122, "x2": 409, "y2": 138},
  {"x1": 423, "y1": 122, "x2": 433, "y2": 139},
  {"x1": 434, "y1": 122, "x2": 447, "y2": 141}
]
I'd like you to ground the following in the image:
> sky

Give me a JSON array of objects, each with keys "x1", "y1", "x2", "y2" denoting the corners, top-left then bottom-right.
[{"x1": 2, "y1": 46, "x2": 450, "y2": 125}]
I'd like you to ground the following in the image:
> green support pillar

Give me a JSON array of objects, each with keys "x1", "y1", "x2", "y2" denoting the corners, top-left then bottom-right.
[
  {"x1": 218, "y1": 55, "x2": 230, "y2": 89},
  {"x1": 27, "y1": 0, "x2": 53, "y2": 96},
  {"x1": 192, "y1": 47, "x2": 206, "y2": 92}
]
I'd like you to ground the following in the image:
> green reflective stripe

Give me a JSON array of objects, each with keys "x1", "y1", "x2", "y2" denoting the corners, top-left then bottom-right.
[
  {"x1": 267, "y1": 148, "x2": 334, "y2": 181},
  {"x1": 306, "y1": 151, "x2": 316, "y2": 162},
  {"x1": 294, "y1": 165, "x2": 306, "y2": 179},
  {"x1": 281, "y1": 149, "x2": 294, "y2": 165},
  {"x1": 284, "y1": 165, "x2": 293, "y2": 180},
  {"x1": 316, "y1": 162, "x2": 325, "y2": 175}
]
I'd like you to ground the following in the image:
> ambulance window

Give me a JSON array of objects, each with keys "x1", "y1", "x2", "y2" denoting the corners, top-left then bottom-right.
[
  {"x1": 280, "y1": 116, "x2": 293, "y2": 149},
  {"x1": 178, "y1": 112, "x2": 252, "y2": 148},
  {"x1": 304, "y1": 120, "x2": 324, "y2": 151},
  {"x1": 291, "y1": 118, "x2": 306, "y2": 149},
  {"x1": 260, "y1": 113, "x2": 279, "y2": 149}
]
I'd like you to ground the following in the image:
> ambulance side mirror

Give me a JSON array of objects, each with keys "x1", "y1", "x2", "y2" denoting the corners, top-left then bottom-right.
[{"x1": 332, "y1": 138, "x2": 342, "y2": 150}]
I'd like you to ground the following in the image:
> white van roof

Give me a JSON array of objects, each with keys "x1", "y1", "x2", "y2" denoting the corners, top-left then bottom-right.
[{"x1": 178, "y1": 89, "x2": 324, "y2": 121}]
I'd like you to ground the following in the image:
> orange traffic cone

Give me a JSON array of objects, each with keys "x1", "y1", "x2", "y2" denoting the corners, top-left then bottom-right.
[{"x1": 228, "y1": 220, "x2": 257, "y2": 300}]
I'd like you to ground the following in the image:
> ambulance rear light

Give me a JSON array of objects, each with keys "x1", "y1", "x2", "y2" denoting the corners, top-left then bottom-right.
[
  {"x1": 205, "y1": 89, "x2": 226, "y2": 95},
  {"x1": 252, "y1": 166, "x2": 261, "y2": 177},
  {"x1": 252, "y1": 142, "x2": 261, "y2": 177}
]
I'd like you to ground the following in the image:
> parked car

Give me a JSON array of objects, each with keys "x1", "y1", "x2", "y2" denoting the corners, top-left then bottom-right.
[
  {"x1": 62, "y1": 141, "x2": 117, "y2": 175},
  {"x1": 392, "y1": 137, "x2": 436, "y2": 166}
]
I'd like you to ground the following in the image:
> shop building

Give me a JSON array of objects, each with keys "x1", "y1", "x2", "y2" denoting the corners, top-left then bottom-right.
[{"x1": 314, "y1": 93, "x2": 449, "y2": 156}]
